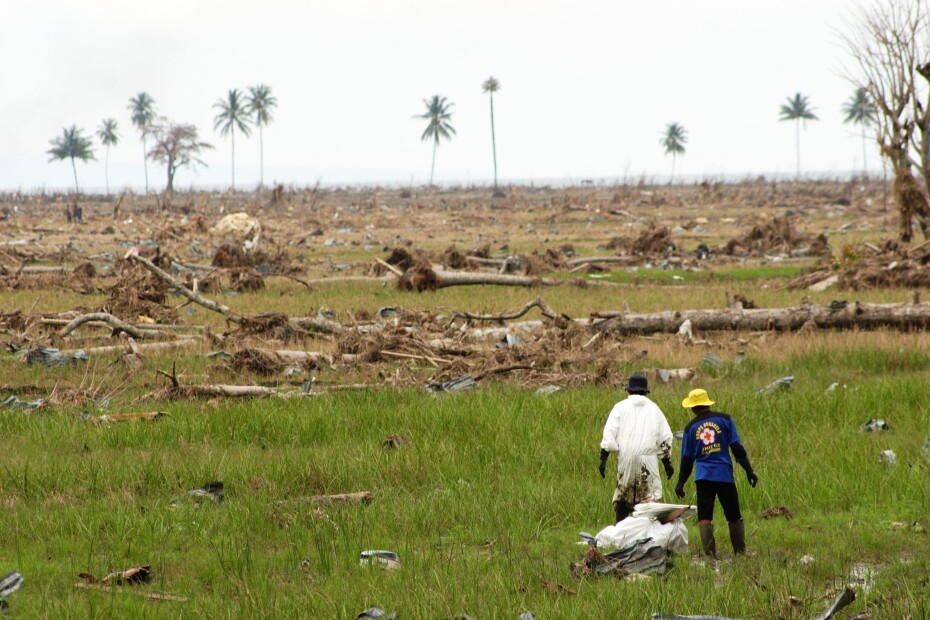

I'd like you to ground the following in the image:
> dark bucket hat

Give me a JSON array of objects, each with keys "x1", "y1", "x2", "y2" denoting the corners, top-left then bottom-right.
[{"x1": 626, "y1": 374, "x2": 649, "y2": 394}]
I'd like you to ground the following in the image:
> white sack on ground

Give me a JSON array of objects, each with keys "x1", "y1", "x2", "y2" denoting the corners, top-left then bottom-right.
[{"x1": 594, "y1": 502, "x2": 696, "y2": 555}]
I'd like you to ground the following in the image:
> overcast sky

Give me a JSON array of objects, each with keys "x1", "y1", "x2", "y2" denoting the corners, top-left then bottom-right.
[{"x1": 0, "y1": 0, "x2": 882, "y2": 193}]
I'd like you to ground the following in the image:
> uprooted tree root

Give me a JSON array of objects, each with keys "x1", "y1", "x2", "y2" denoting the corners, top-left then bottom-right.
[
  {"x1": 725, "y1": 216, "x2": 829, "y2": 257},
  {"x1": 788, "y1": 240, "x2": 930, "y2": 290}
]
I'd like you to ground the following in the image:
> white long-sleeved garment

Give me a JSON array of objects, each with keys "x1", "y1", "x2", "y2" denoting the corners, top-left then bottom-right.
[{"x1": 600, "y1": 394, "x2": 674, "y2": 504}]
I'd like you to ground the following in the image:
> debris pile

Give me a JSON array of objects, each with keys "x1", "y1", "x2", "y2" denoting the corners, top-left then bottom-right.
[
  {"x1": 789, "y1": 239, "x2": 930, "y2": 290},
  {"x1": 102, "y1": 263, "x2": 177, "y2": 323},
  {"x1": 724, "y1": 216, "x2": 829, "y2": 257}
]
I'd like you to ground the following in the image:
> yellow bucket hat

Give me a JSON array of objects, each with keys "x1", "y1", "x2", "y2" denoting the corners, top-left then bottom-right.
[{"x1": 682, "y1": 388, "x2": 715, "y2": 409}]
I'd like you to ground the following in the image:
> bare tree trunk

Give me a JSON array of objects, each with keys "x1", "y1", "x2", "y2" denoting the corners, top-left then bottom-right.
[
  {"x1": 142, "y1": 136, "x2": 149, "y2": 194},
  {"x1": 592, "y1": 299, "x2": 930, "y2": 335},
  {"x1": 429, "y1": 139, "x2": 437, "y2": 186},
  {"x1": 489, "y1": 92, "x2": 498, "y2": 188}
]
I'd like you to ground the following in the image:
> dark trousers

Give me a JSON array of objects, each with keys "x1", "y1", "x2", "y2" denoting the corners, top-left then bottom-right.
[
  {"x1": 613, "y1": 500, "x2": 634, "y2": 523},
  {"x1": 696, "y1": 480, "x2": 742, "y2": 522}
]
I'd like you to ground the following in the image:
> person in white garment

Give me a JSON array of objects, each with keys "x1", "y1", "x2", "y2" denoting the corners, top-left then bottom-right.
[{"x1": 598, "y1": 374, "x2": 675, "y2": 523}]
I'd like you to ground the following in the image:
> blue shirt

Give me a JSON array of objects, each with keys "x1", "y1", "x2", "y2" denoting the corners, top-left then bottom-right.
[{"x1": 681, "y1": 411, "x2": 742, "y2": 483}]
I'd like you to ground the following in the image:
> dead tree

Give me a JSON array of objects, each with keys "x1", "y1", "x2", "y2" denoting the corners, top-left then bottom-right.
[{"x1": 845, "y1": 0, "x2": 930, "y2": 241}]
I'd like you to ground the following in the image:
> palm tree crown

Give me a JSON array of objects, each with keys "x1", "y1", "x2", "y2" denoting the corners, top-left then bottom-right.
[
  {"x1": 842, "y1": 87, "x2": 877, "y2": 126},
  {"x1": 47, "y1": 125, "x2": 96, "y2": 194},
  {"x1": 213, "y1": 88, "x2": 253, "y2": 189},
  {"x1": 128, "y1": 92, "x2": 156, "y2": 193},
  {"x1": 418, "y1": 95, "x2": 456, "y2": 145},
  {"x1": 416, "y1": 95, "x2": 456, "y2": 186},
  {"x1": 779, "y1": 93, "x2": 818, "y2": 123},
  {"x1": 482, "y1": 77, "x2": 500, "y2": 95},
  {"x1": 97, "y1": 118, "x2": 119, "y2": 147},
  {"x1": 660, "y1": 122, "x2": 688, "y2": 156},
  {"x1": 246, "y1": 84, "x2": 277, "y2": 188},
  {"x1": 96, "y1": 118, "x2": 120, "y2": 196}
]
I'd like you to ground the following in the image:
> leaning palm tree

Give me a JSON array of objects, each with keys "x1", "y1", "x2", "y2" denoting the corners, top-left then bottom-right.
[
  {"x1": 416, "y1": 95, "x2": 456, "y2": 186},
  {"x1": 660, "y1": 122, "x2": 688, "y2": 184},
  {"x1": 47, "y1": 125, "x2": 95, "y2": 195},
  {"x1": 96, "y1": 118, "x2": 119, "y2": 195},
  {"x1": 843, "y1": 87, "x2": 878, "y2": 177},
  {"x1": 482, "y1": 77, "x2": 500, "y2": 188},
  {"x1": 779, "y1": 92, "x2": 818, "y2": 179},
  {"x1": 213, "y1": 88, "x2": 252, "y2": 189},
  {"x1": 127, "y1": 92, "x2": 156, "y2": 193},
  {"x1": 245, "y1": 85, "x2": 277, "y2": 189}
]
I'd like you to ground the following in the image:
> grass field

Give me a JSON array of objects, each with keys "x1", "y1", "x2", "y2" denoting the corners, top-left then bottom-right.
[{"x1": 0, "y1": 336, "x2": 927, "y2": 618}]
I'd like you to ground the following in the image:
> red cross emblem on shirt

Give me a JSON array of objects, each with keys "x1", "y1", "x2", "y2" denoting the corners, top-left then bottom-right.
[{"x1": 700, "y1": 428, "x2": 716, "y2": 445}]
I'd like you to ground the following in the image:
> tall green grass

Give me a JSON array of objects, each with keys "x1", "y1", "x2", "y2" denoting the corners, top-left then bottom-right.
[{"x1": 0, "y1": 344, "x2": 927, "y2": 617}]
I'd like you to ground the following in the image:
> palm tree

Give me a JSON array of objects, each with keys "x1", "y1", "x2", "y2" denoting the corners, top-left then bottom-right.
[
  {"x1": 660, "y1": 122, "x2": 688, "y2": 184},
  {"x1": 416, "y1": 95, "x2": 456, "y2": 186},
  {"x1": 482, "y1": 77, "x2": 500, "y2": 188},
  {"x1": 47, "y1": 125, "x2": 95, "y2": 195},
  {"x1": 246, "y1": 84, "x2": 277, "y2": 188},
  {"x1": 843, "y1": 87, "x2": 878, "y2": 177},
  {"x1": 96, "y1": 118, "x2": 119, "y2": 195},
  {"x1": 213, "y1": 88, "x2": 252, "y2": 189},
  {"x1": 778, "y1": 92, "x2": 818, "y2": 179},
  {"x1": 128, "y1": 92, "x2": 156, "y2": 193}
]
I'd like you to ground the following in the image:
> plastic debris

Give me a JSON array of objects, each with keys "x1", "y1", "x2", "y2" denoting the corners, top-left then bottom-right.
[
  {"x1": 356, "y1": 607, "x2": 397, "y2": 619},
  {"x1": 24, "y1": 345, "x2": 87, "y2": 367},
  {"x1": 207, "y1": 351, "x2": 233, "y2": 361},
  {"x1": 677, "y1": 320, "x2": 693, "y2": 342},
  {"x1": 733, "y1": 351, "x2": 746, "y2": 366},
  {"x1": 188, "y1": 481, "x2": 224, "y2": 504},
  {"x1": 427, "y1": 375, "x2": 475, "y2": 393},
  {"x1": 518, "y1": 613, "x2": 535, "y2": 620},
  {"x1": 376, "y1": 307, "x2": 398, "y2": 320},
  {"x1": 879, "y1": 450, "x2": 897, "y2": 466},
  {"x1": 701, "y1": 352, "x2": 722, "y2": 371},
  {"x1": 758, "y1": 375, "x2": 794, "y2": 394},
  {"x1": 496, "y1": 333, "x2": 522, "y2": 349},
  {"x1": 1, "y1": 394, "x2": 44, "y2": 410},
  {"x1": 535, "y1": 385, "x2": 561, "y2": 397},
  {"x1": 570, "y1": 538, "x2": 667, "y2": 578},
  {"x1": 359, "y1": 550, "x2": 400, "y2": 569},
  {"x1": 825, "y1": 382, "x2": 839, "y2": 393},
  {"x1": 0, "y1": 570, "x2": 23, "y2": 612},
  {"x1": 860, "y1": 418, "x2": 890, "y2": 432},
  {"x1": 658, "y1": 369, "x2": 671, "y2": 383},
  {"x1": 812, "y1": 586, "x2": 855, "y2": 620},
  {"x1": 283, "y1": 366, "x2": 305, "y2": 377}
]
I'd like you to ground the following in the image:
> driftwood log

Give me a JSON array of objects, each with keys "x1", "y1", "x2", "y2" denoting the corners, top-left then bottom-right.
[
  {"x1": 58, "y1": 312, "x2": 158, "y2": 340},
  {"x1": 592, "y1": 299, "x2": 930, "y2": 335}
]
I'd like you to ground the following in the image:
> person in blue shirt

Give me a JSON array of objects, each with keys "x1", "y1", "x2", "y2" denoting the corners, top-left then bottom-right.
[{"x1": 674, "y1": 388, "x2": 758, "y2": 557}]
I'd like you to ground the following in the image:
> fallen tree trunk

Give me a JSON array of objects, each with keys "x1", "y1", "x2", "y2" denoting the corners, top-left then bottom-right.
[
  {"x1": 157, "y1": 362, "x2": 281, "y2": 399},
  {"x1": 64, "y1": 337, "x2": 199, "y2": 356},
  {"x1": 592, "y1": 299, "x2": 930, "y2": 335},
  {"x1": 130, "y1": 254, "x2": 236, "y2": 320}
]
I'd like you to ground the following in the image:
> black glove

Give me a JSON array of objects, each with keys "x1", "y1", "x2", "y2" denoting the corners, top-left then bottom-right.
[
  {"x1": 674, "y1": 484, "x2": 685, "y2": 499},
  {"x1": 662, "y1": 457, "x2": 674, "y2": 480},
  {"x1": 598, "y1": 449, "x2": 609, "y2": 479},
  {"x1": 746, "y1": 470, "x2": 758, "y2": 487}
]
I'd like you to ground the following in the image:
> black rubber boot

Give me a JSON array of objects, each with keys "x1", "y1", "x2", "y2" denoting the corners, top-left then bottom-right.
[
  {"x1": 729, "y1": 520, "x2": 746, "y2": 554},
  {"x1": 698, "y1": 522, "x2": 716, "y2": 558}
]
